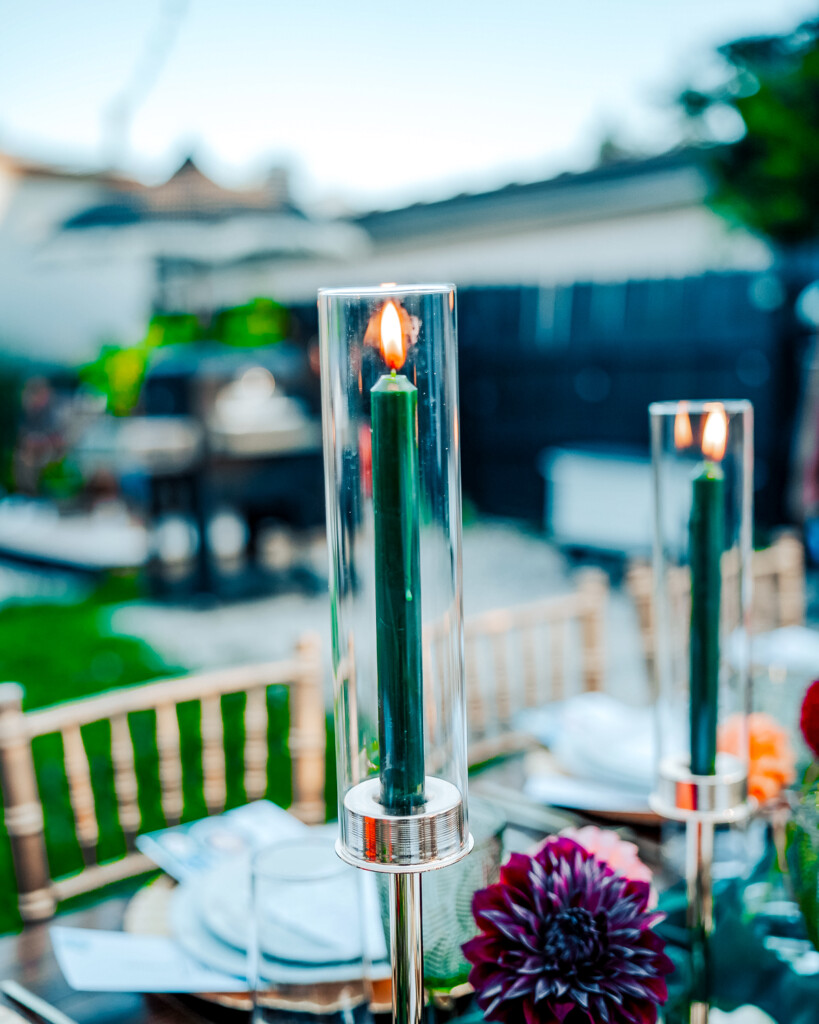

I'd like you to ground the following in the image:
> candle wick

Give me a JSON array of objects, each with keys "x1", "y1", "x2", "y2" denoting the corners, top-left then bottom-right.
[{"x1": 390, "y1": 368, "x2": 397, "y2": 379}]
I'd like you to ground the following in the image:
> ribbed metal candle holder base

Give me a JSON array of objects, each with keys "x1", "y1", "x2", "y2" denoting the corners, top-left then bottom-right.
[
  {"x1": 337, "y1": 776, "x2": 472, "y2": 872},
  {"x1": 649, "y1": 753, "x2": 752, "y2": 824}
]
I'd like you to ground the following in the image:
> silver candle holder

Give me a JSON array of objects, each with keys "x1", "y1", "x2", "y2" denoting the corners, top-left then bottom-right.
[
  {"x1": 319, "y1": 285, "x2": 472, "y2": 1024},
  {"x1": 649, "y1": 401, "x2": 754, "y2": 1024}
]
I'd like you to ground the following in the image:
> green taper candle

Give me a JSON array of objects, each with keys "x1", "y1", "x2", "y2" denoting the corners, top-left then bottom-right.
[
  {"x1": 689, "y1": 409, "x2": 726, "y2": 775},
  {"x1": 371, "y1": 302, "x2": 425, "y2": 814}
]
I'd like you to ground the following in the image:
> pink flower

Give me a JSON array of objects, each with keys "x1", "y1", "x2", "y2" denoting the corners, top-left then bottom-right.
[{"x1": 557, "y1": 825, "x2": 654, "y2": 886}]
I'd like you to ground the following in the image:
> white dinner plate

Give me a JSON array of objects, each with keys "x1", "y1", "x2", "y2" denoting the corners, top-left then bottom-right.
[
  {"x1": 170, "y1": 846, "x2": 388, "y2": 972},
  {"x1": 169, "y1": 881, "x2": 386, "y2": 985}
]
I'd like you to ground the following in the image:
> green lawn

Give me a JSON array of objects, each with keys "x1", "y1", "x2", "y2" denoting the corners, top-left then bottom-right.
[{"x1": 0, "y1": 578, "x2": 333, "y2": 934}]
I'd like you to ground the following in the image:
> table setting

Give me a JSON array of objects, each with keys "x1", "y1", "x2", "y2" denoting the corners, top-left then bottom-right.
[
  {"x1": 38, "y1": 794, "x2": 508, "y2": 1018},
  {"x1": 5, "y1": 284, "x2": 819, "y2": 1024},
  {"x1": 47, "y1": 802, "x2": 389, "y2": 1006}
]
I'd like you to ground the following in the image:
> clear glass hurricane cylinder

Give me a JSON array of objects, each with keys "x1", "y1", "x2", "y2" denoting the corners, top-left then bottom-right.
[
  {"x1": 319, "y1": 284, "x2": 470, "y2": 871},
  {"x1": 649, "y1": 400, "x2": 753, "y2": 820}
]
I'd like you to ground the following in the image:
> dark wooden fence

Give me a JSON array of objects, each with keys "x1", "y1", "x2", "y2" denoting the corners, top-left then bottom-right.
[{"x1": 293, "y1": 271, "x2": 798, "y2": 531}]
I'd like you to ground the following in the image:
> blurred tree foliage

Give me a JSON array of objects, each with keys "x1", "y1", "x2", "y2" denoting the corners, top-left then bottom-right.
[
  {"x1": 214, "y1": 298, "x2": 289, "y2": 348},
  {"x1": 0, "y1": 365, "x2": 21, "y2": 490},
  {"x1": 80, "y1": 300, "x2": 289, "y2": 415},
  {"x1": 681, "y1": 18, "x2": 819, "y2": 245}
]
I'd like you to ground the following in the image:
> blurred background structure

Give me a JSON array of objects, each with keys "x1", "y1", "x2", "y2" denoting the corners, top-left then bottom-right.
[
  {"x1": 2, "y1": 1, "x2": 818, "y2": 589},
  {"x1": 1, "y1": 0, "x2": 819, "y2": 929}
]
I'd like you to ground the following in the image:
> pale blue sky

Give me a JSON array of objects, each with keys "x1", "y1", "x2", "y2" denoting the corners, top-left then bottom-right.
[{"x1": 2, "y1": 0, "x2": 816, "y2": 208}]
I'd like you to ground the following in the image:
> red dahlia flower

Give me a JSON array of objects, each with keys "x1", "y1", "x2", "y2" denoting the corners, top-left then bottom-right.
[
  {"x1": 462, "y1": 837, "x2": 673, "y2": 1024},
  {"x1": 800, "y1": 679, "x2": 819, "y2": 758}
]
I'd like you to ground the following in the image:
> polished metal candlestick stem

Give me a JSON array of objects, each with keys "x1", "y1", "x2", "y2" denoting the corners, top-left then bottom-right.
[
  {"x1": 650, "y1": 754, "x2": 750, "y2": 1024},
  {"x1": 390, "y1": 875, "x2": 423, "y2": 1024},
  {"x1": 686, "y1": 820, "x2": 714, "y2": 935},
  {"x1": 686, "y1": 819, "x2": 714, "y2": 1024}
]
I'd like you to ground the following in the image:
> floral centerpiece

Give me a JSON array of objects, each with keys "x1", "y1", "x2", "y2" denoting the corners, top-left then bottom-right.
[{"x1": 463, "y1": 830, "x2": 672, "y2": 1024}]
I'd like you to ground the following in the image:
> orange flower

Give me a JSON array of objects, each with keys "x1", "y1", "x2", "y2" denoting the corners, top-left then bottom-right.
[{"x1": 718, "y1": 712, "x2": 796, "y2": 804}]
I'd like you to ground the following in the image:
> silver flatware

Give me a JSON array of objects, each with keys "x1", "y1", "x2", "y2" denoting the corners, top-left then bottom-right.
[{"x1": 0, "y1": 981, "x2": 78, "y2": 1024}]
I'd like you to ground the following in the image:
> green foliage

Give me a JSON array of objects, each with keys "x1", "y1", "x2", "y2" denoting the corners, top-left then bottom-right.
[
  {"x1": 79, "y1": 343, "x2": 149, "y2": 417},
  {"x1": 79, "y1": 301, "x2": 288, "y2": 414},
  {"x1": 143, "y1": 313, "x2": 200, "y2": 350},
  {"x1": 38, "y1": 456, "x2": 85, "y2": 501},
  {"x1": 213, "y1": 298, "x2": 289, "y2": 348},
  {"x1": 0, "y1": 596, "x2": 169, "y2": 712},
  {"x1": 786, "y1": 772, "x2": 819, "y2": 952},
  {"x1": 788, "y1": 818, "x2": 819, "y2": 950},
  {"x1": 79, "y1": 315, "x2": 202, "y2": 416},
  {"x1": 461, "y1": 496, "x2": 480, "y2": 527},
  {"x1": 681, "y1": 18, "x2": 819, "y2": 244},
  {"x1": 0, "y1": 366, "x2": 21, "y2": 491}
]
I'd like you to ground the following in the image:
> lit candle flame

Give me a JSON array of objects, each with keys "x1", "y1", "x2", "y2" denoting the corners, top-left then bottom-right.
[
  {"x1": 380, "y1": 301, "x2": 406, "y2": 370},
  {"x1": 674, "y1": 403, "x2": 693, "y2": 449},
  {"x1": 702, "y1": 403, "x2": 728, "y2": 462}
]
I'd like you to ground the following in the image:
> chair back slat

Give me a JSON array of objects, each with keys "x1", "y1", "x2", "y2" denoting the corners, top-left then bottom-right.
[
  {"x1": 522, "y1": 626, "x2": 538, "y2": 709},
  {"x1": 244, "y1": 686, "x2": 269, "y2": 803},
  {"x1": 422, "y1": 613, "x2": 460, "y2": 756},
  {"x1": 3, "y1": 638, "x2": 325, "y2": 923},
  {"x1": 288, "y1": 635, "x2": 326, "y2": 824},
  {"x1": 0, "y1": 684, "x2": 55, "y2": 921},
  {"x1": 550, "y1": 619, "x2": 566, "y2": 701},
  {"x1": 773, "y1": 533, "x2": 805, "y2": 627},
  {"x1": 491, "y1": 631, "x2": 512, "y2": 726},
  {"x1": 200, "y1": 696, "x2": 226, "y2": 815},
  {"x1": 110, "y1": 713, "x2": 140, "y2": 845},
  {"x1": 61, "y1": 725, "x2": 98, "y2": 866},
  {"x1": 464, "y1": 634, "x2": 486, "y2": 739},
  {"x1": 627, "y1": 562, "x2": 656, "y2": 691},
  {"x1": 155, "y1": 704, "x2": 183, "y2": 826},
  {"x1": 578, "y1": 570, "x2": 607, "y2": 692}
]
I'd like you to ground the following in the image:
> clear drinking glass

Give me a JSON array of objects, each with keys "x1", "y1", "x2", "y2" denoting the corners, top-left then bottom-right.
[{"x1": 250, "y1": 836, "x2": 375, "y2": 1024}]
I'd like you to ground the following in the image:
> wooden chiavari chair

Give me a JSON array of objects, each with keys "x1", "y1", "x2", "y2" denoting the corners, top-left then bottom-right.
[{"x1": 0, "y1": 635, "x2": 325, "y2": 923}]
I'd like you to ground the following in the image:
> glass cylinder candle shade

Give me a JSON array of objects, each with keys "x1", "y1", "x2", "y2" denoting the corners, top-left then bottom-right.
[
  {"x1": 318, "y1": 284, "x2": 470, "y2": 872},
  {"x1": 649, "y1": 400, "x2": 753, "y2": 821}
]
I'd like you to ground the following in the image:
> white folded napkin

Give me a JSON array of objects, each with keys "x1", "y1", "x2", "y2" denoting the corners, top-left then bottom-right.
[
  {"x1": 520, "y1": 691, "x2": 655, "y2": 790},
  {"x1": 50, "y1": 927, "x2": 246, "y2": 993},
  {"x1": 727, "y1": 624, "x2": 819, "y2": 674}
]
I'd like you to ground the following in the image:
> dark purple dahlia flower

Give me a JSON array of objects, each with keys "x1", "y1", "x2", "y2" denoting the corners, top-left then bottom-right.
[{"x1": 462, "y1": 837, "x2": 673, "y2": 1024}]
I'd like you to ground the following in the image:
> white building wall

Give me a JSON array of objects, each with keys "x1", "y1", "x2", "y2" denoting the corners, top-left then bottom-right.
[
  {"x1": 0, "y1": 162, "x2": 776, "y2": 366},
  {"x1": 262, "y1": 204, "x2": 772, "y2": 304},
  {"x1": 0, "y1": 172, "x2": 154, "y2": 365}
]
